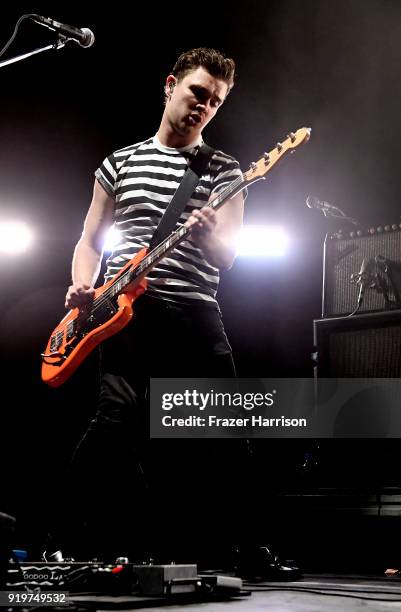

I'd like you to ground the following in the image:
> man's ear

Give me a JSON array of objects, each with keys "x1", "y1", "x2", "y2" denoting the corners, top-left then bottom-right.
[{"x1": 165, "y1": 75, "x2": 177, "y2": 98}]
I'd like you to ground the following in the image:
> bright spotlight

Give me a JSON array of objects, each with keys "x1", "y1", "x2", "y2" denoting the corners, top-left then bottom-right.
[
  {"x1": 0, "y1": 221, "x2": 33, "y2": 254},
  {"x1": 104, "y1": 226, "x2": 122, "y2": 252},
  {"x1": 236, "y1": 225, "x2": 289, "y2": 257}
]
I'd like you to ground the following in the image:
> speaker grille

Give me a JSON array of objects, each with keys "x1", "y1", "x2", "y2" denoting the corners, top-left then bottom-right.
[
  {"x1": 314, "y1": 311, "x2": 401, "y2": 377},
  {"x1": 323, "y1": 228, "x2": 401, "y2": 317},
  {"x1": 329, "y1": 326, "x2": 401, "y2": 377}
]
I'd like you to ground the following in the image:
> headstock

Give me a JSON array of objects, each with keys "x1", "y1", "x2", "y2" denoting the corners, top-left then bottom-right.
[{"x1": 243, "y1": 127, "x2": 311, "y2": 184}]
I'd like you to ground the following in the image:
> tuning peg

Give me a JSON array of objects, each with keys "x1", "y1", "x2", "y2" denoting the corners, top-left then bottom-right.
[
  {"x1": 288, "y1": 132, "x2": 296, "y2": 143},
  {"x1": 263, "y1": 152, "x2": 270, "y2": 165},
  {"x1": 276, "y1": 142, "x2": 283, "y2": 152},
  {"x1": 249, "y1": 161, "x2": 257, "y2": 170}
]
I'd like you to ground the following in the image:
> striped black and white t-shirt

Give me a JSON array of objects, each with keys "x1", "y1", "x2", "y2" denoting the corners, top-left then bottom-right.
[{"x1": 95, "y1": 135, "x2": 244, "y2": 306}]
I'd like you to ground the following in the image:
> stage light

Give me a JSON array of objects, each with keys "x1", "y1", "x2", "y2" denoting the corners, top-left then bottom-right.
[
  {"x1": 236, "y1": 225, "x2": 288, "y2": 256},
  {"x1": 0, "y1": 221, "x2": 33, "y2": 254},
  {"x1": 104, "y1": 226, "x2": 122, "y2": 251}
]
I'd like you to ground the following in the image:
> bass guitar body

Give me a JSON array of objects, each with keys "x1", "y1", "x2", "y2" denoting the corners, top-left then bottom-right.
[{"x1": 41, "y1": 248, "x2": 148, "y2": 387}]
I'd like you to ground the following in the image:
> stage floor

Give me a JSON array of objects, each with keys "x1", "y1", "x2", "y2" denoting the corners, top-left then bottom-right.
[{"x1": 68, "y1": 574, "x2": 401, "y2": 611}]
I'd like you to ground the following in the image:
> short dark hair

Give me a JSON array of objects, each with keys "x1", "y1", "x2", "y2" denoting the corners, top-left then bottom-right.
[{"x1": 171, "y1": 47, "x2": 236, "y2": 90}]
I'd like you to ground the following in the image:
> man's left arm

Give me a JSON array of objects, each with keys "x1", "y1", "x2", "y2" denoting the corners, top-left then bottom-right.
[{"x1": 186, "y1": 192, "x2": 244, "y2": 270}]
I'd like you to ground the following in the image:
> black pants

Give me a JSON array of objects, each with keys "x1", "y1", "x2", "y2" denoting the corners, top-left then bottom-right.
[{"x1": 68, "y1": 294, "x2": 247, "y2": 562}]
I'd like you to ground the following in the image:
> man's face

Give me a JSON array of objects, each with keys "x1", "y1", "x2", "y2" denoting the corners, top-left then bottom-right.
[{"x1": 165, "y1": 66, "x2": 229, "y2": 139}]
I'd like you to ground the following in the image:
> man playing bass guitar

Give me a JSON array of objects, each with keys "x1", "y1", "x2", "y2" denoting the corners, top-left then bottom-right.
[
  {"x1": 63, "y1": 47, "x2": 244, "y2": 564},
  {"x1": 49, "y1": 47, "x2": 300, "y2": 578}
]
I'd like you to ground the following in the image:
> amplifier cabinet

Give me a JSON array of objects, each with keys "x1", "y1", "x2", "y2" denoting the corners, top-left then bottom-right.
[{"x1": 322, "y1": 225, "x2": 401, "y2": 317}]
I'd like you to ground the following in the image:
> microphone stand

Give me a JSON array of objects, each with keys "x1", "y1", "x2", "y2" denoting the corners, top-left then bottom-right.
[
  {"x1": 318, "y1": 207, "x2": 360, "y2": 318},
  {"x1": 0, "y1": 36, "x2": 66, "y2": 70},
  {"x1": 321, "y1": 231, "x2": 330, "y2": 318}
]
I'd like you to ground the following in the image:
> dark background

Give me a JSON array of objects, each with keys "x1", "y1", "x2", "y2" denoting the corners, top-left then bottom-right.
[{"x1": 1, "y1": 0, "x2": 400, "y2": 565}]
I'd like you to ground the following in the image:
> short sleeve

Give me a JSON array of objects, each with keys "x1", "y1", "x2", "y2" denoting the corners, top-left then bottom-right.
[
  {"x1": 94, "y1": 154, "x2": 117, "y2": 198},
  {"x1": 210, "y1": 153, "x2": 248, "y2": 200}
]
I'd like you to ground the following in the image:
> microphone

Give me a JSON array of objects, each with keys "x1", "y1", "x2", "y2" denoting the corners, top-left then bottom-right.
[
  {"x1": 306, "y1": 196, "x2": 336, "y2": 210},
  {"x1": 356, "y1": 257, "x2": 375, "y2": 305},
  {"x1": 306, "y1": 195, "x2": 360, "y2": 226},
  {"x1": 30, "y1": 15, "x2": 95, "y2": 48}
]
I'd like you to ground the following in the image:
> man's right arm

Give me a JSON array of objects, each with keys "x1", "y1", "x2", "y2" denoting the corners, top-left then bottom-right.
[{"x1": 65, "y1": 179, "x2": 115, "y2": 309}]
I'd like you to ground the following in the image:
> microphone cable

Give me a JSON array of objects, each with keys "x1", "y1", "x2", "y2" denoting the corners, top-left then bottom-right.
[{"x1": 0, "y1": 14, "x2": 36, "y2": 59}]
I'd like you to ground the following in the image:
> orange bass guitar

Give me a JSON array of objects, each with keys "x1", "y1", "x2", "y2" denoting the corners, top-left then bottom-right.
[{"x1": 41, "y1": 127, "x2": 311, "y2": 387}]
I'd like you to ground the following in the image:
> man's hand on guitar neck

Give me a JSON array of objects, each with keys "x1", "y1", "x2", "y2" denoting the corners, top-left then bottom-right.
[
  {"x1": 65, "y1": 283, "x2": 95, "y2": 310},
  {"x1": 185, "y1": 206, "x2": 218, "y2": 241}
]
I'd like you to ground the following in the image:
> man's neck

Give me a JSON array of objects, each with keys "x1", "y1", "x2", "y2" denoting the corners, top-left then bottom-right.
[{"x1": 157, "y1": 118, "x2": 201, "y2": 149}]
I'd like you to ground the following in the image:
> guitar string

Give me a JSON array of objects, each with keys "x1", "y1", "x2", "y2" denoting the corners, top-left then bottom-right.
[
  {"x1": 50, "y1": 172, "x2": 248, "y2": 345},
  {"x1": 52, "y1": 175, "x2": 245, "y2": 342},
  {"x1": 60, "y1": 134, "x2": 302, "y2": 325},
  {"x1": 87, "y1": 175, "x2": 245, "y2": 315}
]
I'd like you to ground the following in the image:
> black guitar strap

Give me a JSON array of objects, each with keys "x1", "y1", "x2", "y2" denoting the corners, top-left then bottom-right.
[{"x1": 149, "y1": 143, "x2": 215, "y2": 250}]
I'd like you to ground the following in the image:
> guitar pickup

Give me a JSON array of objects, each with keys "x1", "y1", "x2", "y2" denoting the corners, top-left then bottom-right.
[
  {"x1": 50, "y1": 330, "x2": 64, "y2": 352},
  {"x1": 66, "y1": 320, "x2": 75, "y2": 341}
]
